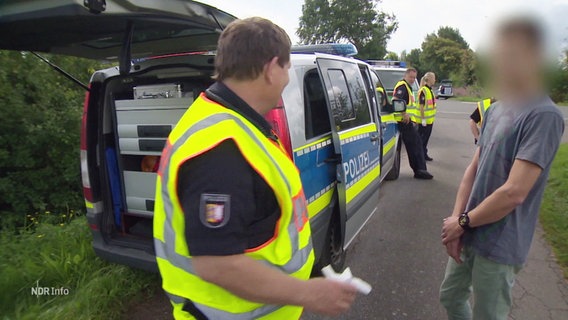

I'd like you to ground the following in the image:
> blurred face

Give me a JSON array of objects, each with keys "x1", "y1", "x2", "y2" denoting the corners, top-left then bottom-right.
[
  {"x1": 263, "y1": 56, "x2": 291, "y2": 110},
  {"x1": 405, "y1": 71, "x2": 417, "y2": 84},
  {"x1": 430, "y1": 75, "x2": 436, "y2": 86},
  {"x1": 491, "y1": 32, "x2": 542, "y2": 92}
]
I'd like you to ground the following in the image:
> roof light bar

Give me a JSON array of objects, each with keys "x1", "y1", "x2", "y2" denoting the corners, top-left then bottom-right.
[
  {"x1": 367, "y1": 60, "x2": 407, "y2": 68},
  {"x1": 291, "y1": 43, "x2": 358, "y2": 57}
]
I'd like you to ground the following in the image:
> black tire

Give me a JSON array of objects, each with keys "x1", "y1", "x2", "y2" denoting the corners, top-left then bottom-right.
[
  {"x1": 384, "y1": 142, "x2": 401, "y2": 181},
  {"x1": 315, "y1": 213, "x2": 346, "y2": 273}
]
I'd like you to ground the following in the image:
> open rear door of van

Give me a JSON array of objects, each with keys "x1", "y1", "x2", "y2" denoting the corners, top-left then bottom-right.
[{"x1": 0, "y1": 0, "x2": 235, "y2": 73}]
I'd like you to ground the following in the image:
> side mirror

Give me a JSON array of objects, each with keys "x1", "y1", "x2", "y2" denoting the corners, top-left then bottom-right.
[{"x1": 392, "y1": 99, "x2": 407, "y2": 113}]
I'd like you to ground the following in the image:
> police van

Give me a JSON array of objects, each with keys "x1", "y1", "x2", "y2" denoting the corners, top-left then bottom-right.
[
  {"x1": 0, "y1": 0, "x2": 403, "y2": 272},
  {"x1": 368, "y1": 60, "x2": 420, "y2": 100}
]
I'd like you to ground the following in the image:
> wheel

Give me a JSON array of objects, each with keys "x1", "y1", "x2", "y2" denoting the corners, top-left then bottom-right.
[
  {"x1": 315, "y1": 213, "x2": 346, "y2": 273},
  {"x1": 384, "y1": 142, "x2": 401, "y2": 181}
]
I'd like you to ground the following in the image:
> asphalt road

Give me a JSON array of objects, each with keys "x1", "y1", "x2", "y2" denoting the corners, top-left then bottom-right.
[{"x1": 127, "y1": 100, "x2": 568, "y2": 320}]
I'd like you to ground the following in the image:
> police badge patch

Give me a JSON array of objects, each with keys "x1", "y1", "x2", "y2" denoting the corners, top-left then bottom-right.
[{"x1": 199, "y1": 194, "x2": 231, "y2": 228}]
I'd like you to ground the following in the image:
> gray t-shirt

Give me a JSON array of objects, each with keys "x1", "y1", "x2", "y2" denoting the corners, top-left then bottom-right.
[{"x1": 464, "y1": 96, "x2": 565, "y2": 265}]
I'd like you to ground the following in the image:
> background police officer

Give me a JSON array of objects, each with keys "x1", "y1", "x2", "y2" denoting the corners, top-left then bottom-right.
[
  {"x1": 153, "y1": 17, "x2": 358, "y2": 320},
  {"x1": 393, "y1": 68, "x2": 434, "y2": 179},
  {"x1": 418, "y1": 72, "x2": 437, "y2": 161},
  {"x1": 469, "y1": 98, "x2": 497, "y2": 143}
]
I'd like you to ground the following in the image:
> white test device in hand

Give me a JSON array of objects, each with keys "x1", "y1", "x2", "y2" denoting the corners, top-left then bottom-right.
[{"x1": 321, "y1": 265, "x2": 372, "y2": 295}]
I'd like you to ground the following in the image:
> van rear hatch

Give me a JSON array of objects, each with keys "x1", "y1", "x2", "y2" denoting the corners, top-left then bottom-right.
[{"x1": 0, "y1": 0, "x2": 235, "y2": 62}]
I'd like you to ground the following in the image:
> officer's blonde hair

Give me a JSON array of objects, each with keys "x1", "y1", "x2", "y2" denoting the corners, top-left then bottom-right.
[{"x1": 421, "y1": 72, "x2": 436, "y2": 87}]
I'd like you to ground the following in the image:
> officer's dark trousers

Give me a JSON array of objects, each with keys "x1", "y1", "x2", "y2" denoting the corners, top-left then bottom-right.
[
  {"x1": 418, "y1": 123, "x2": 434, "y2": 157},
  {"x1": 398, "y1": 122, "x2": 427, "y2": 172}
]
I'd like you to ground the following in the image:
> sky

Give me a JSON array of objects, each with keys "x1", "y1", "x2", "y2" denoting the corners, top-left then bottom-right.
[{"x1": 199, "y1": 0, "x2": 568, "y2": 57}]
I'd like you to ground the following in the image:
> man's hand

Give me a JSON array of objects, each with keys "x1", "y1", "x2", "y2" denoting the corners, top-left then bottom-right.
[
  {"x1": 421, "y1": 119, "x2": 427, "y2": 127},
  {"x1": 302, "y1": 278, "x2": 358, "y2": 316},
  {"x1": 402, "y1": 112, "x2": 411, "y2": 124},
  {"x1": 445, "y1": 238, "x2": 463, "y2": 264},
  {"x1": 441, "y1": 216, "x2": 464, "y2": 245}
]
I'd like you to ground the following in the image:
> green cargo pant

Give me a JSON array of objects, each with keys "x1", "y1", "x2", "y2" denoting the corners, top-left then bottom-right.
[{"x1": 439, "y1": 246, "x2": 522, "y2": 320}]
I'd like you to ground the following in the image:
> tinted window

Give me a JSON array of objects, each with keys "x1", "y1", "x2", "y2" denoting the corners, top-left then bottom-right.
[
  {"x1": 304, "y1": 70, "x2": 331, "y2": 139},
  {"x1": 373, "y1": 69, "x2": 405, "y2": 91},
  {"x1": 326, "y1": 68, "x2": 371, "y2": 131}
]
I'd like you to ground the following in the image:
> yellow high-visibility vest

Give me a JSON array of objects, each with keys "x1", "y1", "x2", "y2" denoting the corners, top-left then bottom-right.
[
  {"x1": 153, "y1": 93, "x2": 314, "y2": 320},
  {"x1": 477, "y1": 98, "x2": 493, "y2": 126},
  {"x1": 393, "y1": 80, "x2": 418, "y2": 123},
  {"x1": 376, "y1": 87, "x2": 396, "y2": 124},
  {"x1": 417, "y1": 86, "x2": 437, "y2": 125}
]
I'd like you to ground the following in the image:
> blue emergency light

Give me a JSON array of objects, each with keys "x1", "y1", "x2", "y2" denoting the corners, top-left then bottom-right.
[{"x1": 291, "y1": 43, "x2": 358, "y2": 57}]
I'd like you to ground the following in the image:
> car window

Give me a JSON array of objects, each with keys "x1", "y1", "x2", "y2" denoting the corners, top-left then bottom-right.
[
  {"x1": 326, "y1": 68, "x2": 371, "y2": 131},
  {"x1": 374, "y1": 69, "x2": 405, "y2": 91},
  {"x1": 304, "y1": 69, "x2": 332, "y2": 139}
]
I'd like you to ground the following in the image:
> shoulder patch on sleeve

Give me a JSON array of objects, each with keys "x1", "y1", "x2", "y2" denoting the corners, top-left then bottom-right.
[{"x1": 199, "y1": 194, "x2": 231, "y2": 228}]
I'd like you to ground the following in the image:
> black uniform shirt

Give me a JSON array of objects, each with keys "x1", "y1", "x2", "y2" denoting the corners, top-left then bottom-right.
[
  {"x1": 470, "y1": 108, "x2": 482, "y2": 123},
  {"x1": 393, "y1": 80, "x2": 412, "y2": 105},
  {"x1": 176, "y1": 82, "x2": 279, "y2": 256}
]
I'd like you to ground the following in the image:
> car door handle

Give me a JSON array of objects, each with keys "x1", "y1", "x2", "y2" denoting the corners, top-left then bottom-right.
[{"x1": 370, "y1": 133, "x2": 380, "y2": 142}]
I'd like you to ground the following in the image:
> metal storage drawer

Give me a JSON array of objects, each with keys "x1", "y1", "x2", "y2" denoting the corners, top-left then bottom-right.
[
  {"x1": 115, "y1": 98, "x2": 192, "y2": 155},
  {"x1": 123, "y1": 171, "x2": 157, "y2": 217}
]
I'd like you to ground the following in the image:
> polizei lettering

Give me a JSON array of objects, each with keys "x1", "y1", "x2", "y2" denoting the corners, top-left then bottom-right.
[{"x1": 343, "y1": 151, "x2": 370, "y2": 181}]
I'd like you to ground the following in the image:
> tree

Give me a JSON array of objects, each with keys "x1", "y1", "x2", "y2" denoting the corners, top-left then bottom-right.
[
  {"x1": 419, "y1": 27, "x2": 473, "y2": 83},
  {"x1": 405, "y1": 48, "x2": 422, "y2": 73},
  {"x1": 384, "y1": 51, "x2": 399, "y2": 60},
  {"x1": 0, "y1": 51, "x2": 104, "y2": 226},
  {"x1": 297, "y1": 0, "x2": 398, "y2": 60}
]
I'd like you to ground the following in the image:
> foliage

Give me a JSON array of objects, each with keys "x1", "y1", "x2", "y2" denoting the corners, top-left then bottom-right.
[
  {"x1": 0, "y1": 51, "x2": 103, "y2": 226},
  {"x1": 384, "y1": 51, "x2": 399, "y2": 61},
  {"x1": 404, "y1": 48, "x2": 422, "y2": 74},
  {"x1": 549, "y1": 50, "x2": 568, "y2": 104},
  {"x1": 297, "y1": 0, "x2": 398, "y2": 60},
  {"x1": 419, "y1": 27, "x2": 474, "y2": 82},
  {"x1": 0, "y1": 216, "x2": 159, "y2": 319},
  {"x1": 540, "y1": 144, "x2": 568, "y2": 278}
]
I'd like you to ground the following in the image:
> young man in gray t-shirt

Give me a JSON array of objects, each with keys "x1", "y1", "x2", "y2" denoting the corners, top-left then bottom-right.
[{"x1": 439, "y1": 18, "x2": 565, "y2": 320}]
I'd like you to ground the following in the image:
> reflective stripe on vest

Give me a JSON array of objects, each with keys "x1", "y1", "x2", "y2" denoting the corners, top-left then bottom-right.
[
  {"x1": 153, "y1": 94, "x2": 314, "y2": 320},
  {"x1": 394, "y1": 80, "x2": 418, "y2": 122},
  {"x1": 418, "y1": 86, "x2": 437, "y2": 125},
  {"x1": 477, "y1": 98, "x2": 493, "y2": 126},
  {"x1": 376, "y1": 87, "x2": 397, "y2": 124}
]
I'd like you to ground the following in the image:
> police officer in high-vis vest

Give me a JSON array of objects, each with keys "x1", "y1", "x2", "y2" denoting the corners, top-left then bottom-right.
[
  {"x1": 393, "y1": 68, "x2": 434, "y2": 179},
  {"x1": 153, "y1": 17, "x2": 358, "y2": 320},
  {"x1": 417, "y1": 72, "x2": 437, "y2": 161},
  {"x1": 469, "y1": 98, "x2": 496, "y2": 144}
]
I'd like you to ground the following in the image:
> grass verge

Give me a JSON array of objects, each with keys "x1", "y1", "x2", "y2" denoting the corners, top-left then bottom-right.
[
  {"x1": 451, "y1": 96, "x2": 482, "y2": 103},
  {"x1": 0, "y1": 216, "x2": 161, "y2": 320},
  {"x1": 540, "y1": 143, "x2": 568, "y2": 278}
]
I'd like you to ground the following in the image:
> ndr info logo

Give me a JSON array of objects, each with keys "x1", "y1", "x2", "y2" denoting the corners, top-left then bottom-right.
[{"x1": 31, "y1": 280, "x2": 70, "y2": 297}]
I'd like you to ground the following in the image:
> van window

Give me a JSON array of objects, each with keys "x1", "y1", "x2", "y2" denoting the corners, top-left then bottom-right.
[
  {"x1": 327, "y1": 69, "x2": 371, "y2": 130},
  {"x1": 304, "y1": 69, "x2": 331, "y2": 139}
]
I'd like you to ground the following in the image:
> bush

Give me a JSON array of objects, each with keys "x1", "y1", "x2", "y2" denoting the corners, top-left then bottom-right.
[{"x1": 0, "y1": 51, "x2": 103, "y2": 226}]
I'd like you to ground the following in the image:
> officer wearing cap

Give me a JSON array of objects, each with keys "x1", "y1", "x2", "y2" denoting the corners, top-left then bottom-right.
[
  {"x1": 153, "y1": 17, "x2": 357, "y2": 320},
  {"x1": 393, "y1": 68, "x2": 434, "y2": 179}
]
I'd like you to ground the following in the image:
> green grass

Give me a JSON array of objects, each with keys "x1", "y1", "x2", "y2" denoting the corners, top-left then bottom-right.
[
  {"x1": 540, "y1": 143, "x2": 568, "y2": 278},
  {"x1": 0, "y1": 216, "x2": 160, "y2": 320},
  {"x1": 452, "y1": 96, "x2": 482, "y2": 103}
]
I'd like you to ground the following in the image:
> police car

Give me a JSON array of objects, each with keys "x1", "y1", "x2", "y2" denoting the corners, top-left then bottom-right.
[
  {"x1": 0, "y1": 0, "x2": 403, "y2": 272},
  {"x1": 437, "y1": 79, "x2": 454, "y2": 99},
  {"x1": 368, "y1": 60, "x2": 420, "y2": 100}
]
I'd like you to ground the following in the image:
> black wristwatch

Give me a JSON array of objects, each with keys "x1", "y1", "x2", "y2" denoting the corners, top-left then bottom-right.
[{"x1": 458, "y1": 212, "x2": 471, "y2": 230}]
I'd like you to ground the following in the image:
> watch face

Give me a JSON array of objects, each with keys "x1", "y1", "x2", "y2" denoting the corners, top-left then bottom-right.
[{"x1": 459, "y1": 215, "x2": 468, "y2": 226}]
